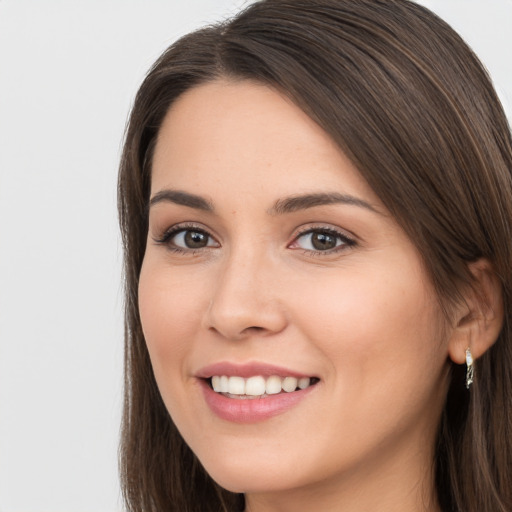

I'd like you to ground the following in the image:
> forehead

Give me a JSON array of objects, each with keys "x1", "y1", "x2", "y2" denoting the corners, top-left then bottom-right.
[{"x1": 151, "y1": 79, "x2": 379, "y2": 207}]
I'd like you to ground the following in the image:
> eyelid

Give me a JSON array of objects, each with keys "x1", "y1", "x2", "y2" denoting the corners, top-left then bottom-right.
[
  {"x1": 152, "y1": 222, "x2": 220, "y2": 249},
  {"x1": 151, "y1": 221, "x2": 356, "y2": 255},
  {"x1": 288, "y1": 224, "x2": 357, "y2": 253}
]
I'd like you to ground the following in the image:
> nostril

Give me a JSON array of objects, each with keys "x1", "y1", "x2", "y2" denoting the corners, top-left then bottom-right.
[{"x1": 244, "y1": 326, "x2": 266, "y2": 333}]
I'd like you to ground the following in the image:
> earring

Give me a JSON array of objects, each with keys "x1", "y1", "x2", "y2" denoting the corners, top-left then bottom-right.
[{"x1": 465, "y1": 347, "x2": 474, "y2": 389}]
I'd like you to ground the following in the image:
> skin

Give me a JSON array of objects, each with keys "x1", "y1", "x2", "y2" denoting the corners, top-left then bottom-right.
[{"x1": 139, "y1": 80, "x2": 466, "y2": 512}]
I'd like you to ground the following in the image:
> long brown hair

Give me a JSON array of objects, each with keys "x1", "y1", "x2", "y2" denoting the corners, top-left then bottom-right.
[{"x1": 118, "y1": 1, "x2": 512, "y2": 510}]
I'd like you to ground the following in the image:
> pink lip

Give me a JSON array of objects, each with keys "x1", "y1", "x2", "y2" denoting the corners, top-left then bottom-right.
[
  {"x1": 199, "y1": 379, "x2": 316, "y2": 423},
  {"x1": 196, "y1": 361, "x2": 313, "y2": 379},
  {"x1": 195, "y1": 361, "x2": 318, "y2": 423}
]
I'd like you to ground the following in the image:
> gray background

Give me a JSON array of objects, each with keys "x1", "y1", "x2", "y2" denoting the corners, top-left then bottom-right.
[{"x1": 0, "y1": 1, "x2": 510, "y2": 510}]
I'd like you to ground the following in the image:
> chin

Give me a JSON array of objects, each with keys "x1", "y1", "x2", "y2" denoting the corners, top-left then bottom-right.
[
  {"x1": 198, "y1": 452, "x2": 302, "y2": 494},
  {"x1": 210, "y1": 470, "x2": 293, "y2": 495}
]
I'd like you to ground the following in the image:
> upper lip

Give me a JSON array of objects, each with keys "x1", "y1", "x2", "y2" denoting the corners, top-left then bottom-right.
[{"x1": 196, "y1": 361, "x2": 315, "y2": 379}]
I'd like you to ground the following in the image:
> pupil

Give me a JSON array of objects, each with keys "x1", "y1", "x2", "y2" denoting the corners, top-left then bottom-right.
[
  {"x1": 312, "y1": 232, "x2": 336, "y2": 250},
  {"x1": 185, "y1": 230, "x2": 207, "y2": 248}
]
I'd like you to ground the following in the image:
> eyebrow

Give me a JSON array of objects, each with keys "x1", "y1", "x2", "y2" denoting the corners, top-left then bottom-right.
[
  {"x1": 149, "y1": 189, "x2": 214, "y2": 212},
  {"x1": 149, "y1": 189, "x2": 379, "y2": 215},
  {"x1": 268, "y1": 192, "x2": 379, "y2": 215}
]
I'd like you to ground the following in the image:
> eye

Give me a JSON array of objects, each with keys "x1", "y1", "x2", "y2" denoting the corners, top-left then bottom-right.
[
  {"x1": 155, "y1": 225, "x2": 219, "y2": 251},
  {"x1": 290, "y1": 227, "x2": 355, "y2": 253},
  {"x1": 174, "y1": 229, "x2": 215, "y2": 249}
]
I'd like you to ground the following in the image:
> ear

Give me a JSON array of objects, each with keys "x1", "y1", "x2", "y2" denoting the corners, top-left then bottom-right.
[{"x1": 447, "y1": 259, "x2": 504, "y2": 365}]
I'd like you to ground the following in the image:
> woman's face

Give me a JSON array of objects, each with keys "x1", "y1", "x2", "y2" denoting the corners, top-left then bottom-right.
[{"x1": 139, "y1": 80, "x2": 453, "y2": 498}]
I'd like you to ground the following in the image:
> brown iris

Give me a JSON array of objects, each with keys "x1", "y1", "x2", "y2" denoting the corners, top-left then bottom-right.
[
  {"x1": 184, "y1": 230, "x2": 209, "y2": 248},
  {"x1": 310, "y1": 231, "x2": 338, "y2": 251}
]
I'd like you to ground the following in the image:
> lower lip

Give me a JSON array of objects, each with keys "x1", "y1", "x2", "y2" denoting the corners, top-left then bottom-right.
[{"x1": 199, "y1": 379, "x2": 316, "y2": 423}]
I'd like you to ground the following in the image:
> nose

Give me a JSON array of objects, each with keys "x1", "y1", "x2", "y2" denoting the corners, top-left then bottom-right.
[{"x1": 203, "y1": 250, "x2": 288, "y2": 341}]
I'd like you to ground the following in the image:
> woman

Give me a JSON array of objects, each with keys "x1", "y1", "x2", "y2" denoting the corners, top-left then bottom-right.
[{"x1": 118, "y1": 0, "x2": 512, "y2": 510}]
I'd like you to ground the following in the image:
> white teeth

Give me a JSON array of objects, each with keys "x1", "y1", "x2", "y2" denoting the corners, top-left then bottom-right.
[
  {"x1": 265, "y1": 375, "x2": 282, "y2": 395},
  {"x1": 210, "y1": 374, "x2": 315, "y2": 396},
  {"x1": 211, "y1": 376, "x2": 221, "y2": 392},
  {"x1": 219, "y1": 375, "x2": 229, "y2": 393},
  {"x1": 298, "y1": 377, "x2": 310, "y2": 389},
  {"x1": 228, "y1": 376, "x2": 245, "y2": 395},
  {"x1": 282, "y1": 376, "x2": 298, "y2": 393},
  {"x1": 246, "y1": 376, "x2": 266, "y2": 396}
]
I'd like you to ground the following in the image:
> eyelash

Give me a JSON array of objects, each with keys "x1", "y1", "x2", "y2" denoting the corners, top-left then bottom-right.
[
  {"x1": 153, "y1": 223, "x2": 216, "y2": 255},
  {"x1": 291, "y1": 226, "x2": 356, "y2": 255},
  {"x1": 153, "y1": 223, "x2": 357, "y2": 255}
]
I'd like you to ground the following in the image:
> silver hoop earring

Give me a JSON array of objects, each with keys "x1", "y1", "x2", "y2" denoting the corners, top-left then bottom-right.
[{"x1": 465, "y1": 347, "x2": 474, "y2": 389}]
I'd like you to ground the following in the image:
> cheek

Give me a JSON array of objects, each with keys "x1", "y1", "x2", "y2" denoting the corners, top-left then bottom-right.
[
  {"x1": 291, "y1": 259, "x2": 444, "y2": 386},
  {"x1": 284, "y1": 261, "x2": 448, "y2": 463},
  {"x1": 138, "y1": 260, "x2": 207, "y2": 378}
]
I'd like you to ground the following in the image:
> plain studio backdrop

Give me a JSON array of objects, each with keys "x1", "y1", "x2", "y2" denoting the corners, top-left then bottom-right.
[{"x1": 0, "y1": 1, "x2": 510, "y2": 511}]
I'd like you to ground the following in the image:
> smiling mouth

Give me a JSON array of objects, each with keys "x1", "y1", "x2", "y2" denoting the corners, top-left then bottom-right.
[{"x1": 207, "y1": 375, "x2": 320, "y2": 399}]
